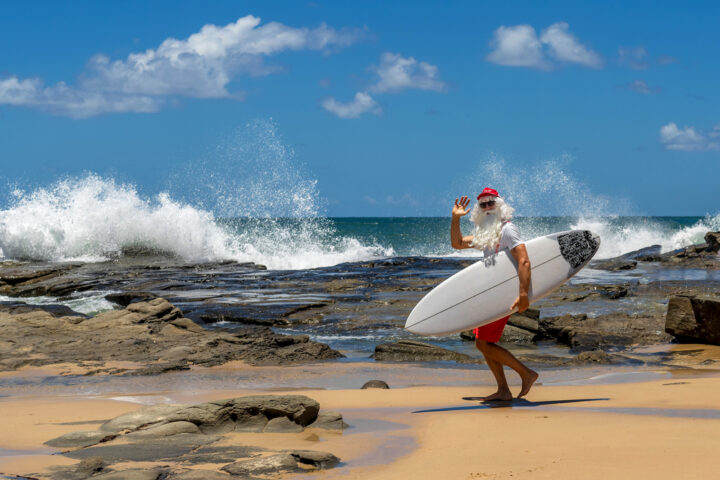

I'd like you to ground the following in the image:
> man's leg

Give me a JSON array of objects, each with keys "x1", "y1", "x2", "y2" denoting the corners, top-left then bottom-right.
[
  {"x1": 475, "y1": 339, "x2": 512, "y2": 401},
  {"x1": 477, "y1": 339, "x2": 539, "y2": 398}
]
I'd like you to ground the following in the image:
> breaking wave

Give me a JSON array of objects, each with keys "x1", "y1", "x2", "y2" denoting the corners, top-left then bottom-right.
[{"x1": 0, "y1": 121, "x2": 392, "y2": 269}]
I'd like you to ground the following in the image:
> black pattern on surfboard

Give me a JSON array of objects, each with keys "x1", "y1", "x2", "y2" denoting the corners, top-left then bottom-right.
[{"x1": 557, "y1": 230, "x2": 600, "y2": 269}]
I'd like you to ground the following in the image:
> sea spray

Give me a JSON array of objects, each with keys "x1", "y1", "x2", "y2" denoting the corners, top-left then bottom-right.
[
  {"x1": 0, "y1": 121, "x2": 392, "y2": 268},
  {"x1": 0, "y1": 175, "x2": 239, "y2": 262},
  {"x1": 166, "y1": 119, "x2": 393, "y2": 269},
  {"x1": 456, "y1": 155, "x2": 719, "y2": 257}
]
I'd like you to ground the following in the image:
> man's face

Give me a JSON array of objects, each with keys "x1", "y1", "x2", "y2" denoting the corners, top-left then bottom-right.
[{"x1": 478, "y1": 197, "x2": 497, "y2": 215}]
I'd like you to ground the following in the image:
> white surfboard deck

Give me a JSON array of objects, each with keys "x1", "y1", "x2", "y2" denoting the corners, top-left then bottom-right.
[{"x1": 405, "y1": 230, "x2": 600, "y2": 336}]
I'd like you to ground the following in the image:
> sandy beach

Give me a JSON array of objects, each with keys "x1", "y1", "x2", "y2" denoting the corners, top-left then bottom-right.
[{"x1": 2, "y1": 360, "x2": 720, "y2": 480}]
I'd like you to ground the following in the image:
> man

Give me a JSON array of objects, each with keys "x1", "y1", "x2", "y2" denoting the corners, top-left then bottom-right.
[{"x1": 451, "y1": 187, "x2": 538, "y2": 400}]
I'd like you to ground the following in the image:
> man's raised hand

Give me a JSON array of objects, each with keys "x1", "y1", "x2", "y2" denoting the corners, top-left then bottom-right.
[{"x1": 452, "y1": 196, "x2": 471, "y2": 217}]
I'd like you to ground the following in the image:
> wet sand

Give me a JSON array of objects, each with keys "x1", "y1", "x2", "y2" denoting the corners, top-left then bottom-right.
[{"x1": 2, "y1": 361, "x2": 720, "y2": 479}]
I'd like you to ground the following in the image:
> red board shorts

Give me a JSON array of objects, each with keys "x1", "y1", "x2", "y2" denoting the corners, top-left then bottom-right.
[{"x1": 473, "y1": 315, "x2": 510, "y2": 343}]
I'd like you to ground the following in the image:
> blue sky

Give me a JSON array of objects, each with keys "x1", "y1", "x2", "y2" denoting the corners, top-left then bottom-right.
[{"x1": 1, "y1": 0, "x2": 718, "y2": 217}]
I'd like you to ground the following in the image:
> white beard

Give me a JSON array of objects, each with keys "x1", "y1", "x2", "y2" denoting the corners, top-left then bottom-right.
[{"x1": 470, "y1": 209, "x2": 504, "y2": 251}]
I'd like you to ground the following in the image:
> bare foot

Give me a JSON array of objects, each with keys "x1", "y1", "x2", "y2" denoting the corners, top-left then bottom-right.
[
  {"x1": 481, "y1": 390, "x2": 513, "y2": 402},
  {"x1": 518, "y1": 370, "x2": 539, "y2": 398}
]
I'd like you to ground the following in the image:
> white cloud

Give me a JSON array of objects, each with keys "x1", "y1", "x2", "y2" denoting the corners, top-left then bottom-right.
[
  {"x1": 618, "y1": 46, "x2": 649, "y2": 70},
  {"x1": 540, "y1": 22, "x2": 603, "y2": 68},
  {"x1": 486, "y1": 22, "x2": 601, "y2": 70},
  {"x1": 0, "y1": 15, "x2": 364, "y2": 117},
  {"x1": 321, "y1": 92, "x2": 381, "y2": 119},
  {"x1": 0, "y1": 76, "x2": 158, "y2": 118},
  {"x1": 486, "y1": 25, "x2": 548, "y2": 69},
  {"x1": 369, "y1": 52, "x2": 445, "y2": 93},
  {"x1": 323, "y1": 52, "x2": 444, "y2": 119},
  {"x1": 627, "y1": 79, "x2": 659, "y2": 95},
  {"x1": 660, "y1": 122, "x2": 720, "y2": 151}
]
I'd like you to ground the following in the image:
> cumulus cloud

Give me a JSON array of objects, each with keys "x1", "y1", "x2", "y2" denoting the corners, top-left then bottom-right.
[
  {"x1": 540, "y1": 22, "x2": 603, "y2": 68},
  {"x1": 660, "y1": 122, "x2": 720, "y2": 151},
  {"x1": 0, "y1": 15, "x2": 364, "y2": 118},
  {"x1": 369, "y1": 52, "x2": 446, "y2": 93},
  {"x1": 323, "y1": 52, "x2": 444, "y2": 119},
  {"x1": 618, "y1": 46, "x2": 649, "y2": 70},
  {"x1": 486, "y1": 25, "x2": 548, "y2": 69},
  {"x1": 0, "y1": 77, "x2": 158, "y2": 117},
  {"x1": 321, "y1": 92, "x2": 381, "y2": 119},
  {"x1": 486, "y1": 22, "x2": 601, "y2": 69}
]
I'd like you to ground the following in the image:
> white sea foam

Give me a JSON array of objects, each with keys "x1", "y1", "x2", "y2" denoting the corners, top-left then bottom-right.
[
  {"x1": 0, "y1": 175, "x2": 392, "y2": 269},
  {"x1": 0, "y1": 292, "x2": 117, "y2": 316},
  {"x1": 460, "y1": 154, "x2": 719, "y2": 259},
  {"x1": 571, "y1": 214, "x2": 720, "y2": 259},
  {"x1": 0, "y1": 121, "x2": 392, "y2": 269}
]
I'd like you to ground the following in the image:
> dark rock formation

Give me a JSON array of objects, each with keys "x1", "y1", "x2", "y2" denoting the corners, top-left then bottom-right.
[
  {"x1": 373, "y1": 340, "x2": 480, "y2": 363},
  {"x1": 591, "y1": 258, "x2": 637, "y2": 271},
  {"x1": 665, "y1": 295, "x2": 720, "y2": 345},
  {"x1": 361, "y1": 380, "x2": 390, "y2": 389},
  {"x1": 539, "y1": 312, "x2": 671, "y2": 351}
]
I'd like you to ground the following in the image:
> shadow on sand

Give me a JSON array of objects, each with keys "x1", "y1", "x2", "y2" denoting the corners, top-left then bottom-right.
[{"x1": 412, "y1": 398, "x2": 610, "y2": 414}]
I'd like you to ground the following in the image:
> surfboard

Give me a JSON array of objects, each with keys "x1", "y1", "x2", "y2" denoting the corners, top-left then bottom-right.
[{"x1": 404, "y1": 230, "x2": 600, "y2": 336}]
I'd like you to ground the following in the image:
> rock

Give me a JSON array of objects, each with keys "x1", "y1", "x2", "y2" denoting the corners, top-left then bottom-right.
[
  {"x1": 168, "y1": 470, "x2": 231, "y2": 480},
  {"x1": 90, "y1": 469, "x2": 165, "y2": 480},
  {"x1": 171, "y1": 444, "x2": 261, "y2": 464},
  {"x1": 45, "y1": 430, "x2": 117, "y2": 448},
  {"x1": 460, "y1": 310, "x2": 540, "y2": 343},
  {"x1": 156, "y1": 395, "x2": 321, "y2": 434},
  {"x1": 308, "y1": 411, "x2": 347, "y2": 431},
  {"x1": 126, "y1": 421, "x2": 200, "y2": 438},
  {"x1": 264, "y1": 416, "x2": 304, "y2": 433},
  {"x1": 549, "y1": 284, "x2": 630, "y2": 302},
  {"x1": 499, "y1": 324, "x2": 535, "y2": 344},
  {"x1": 459, "y1": 330, "x2": 475, "y2": 341},
  {"x1": 221, "y1": 453, "x2": 299, "y2": 476},
  {"x1": 170, "y1": 317, "x2": 205, "y2": 333},
  {"x1": 0, "y1": 302, "x2": 87, "y2": 318},
  {"x1": 361, "y1": 380, "x2": 389, "y2": 389},
  {"x1": 290, "y1": 449, "x2": 341, "y2": 469},
  {"x1": 571, "y1": 350, "x2": 615, "y2": 364},
  {"x1": 665, "y1": 295, "x2": 720, "y2": 345},
  {"x1": 658, "y1": 234, "x2": 720, "y2": 265},
  {"x1": 540, "y1": 313, "x2": 671, "y2": 351},
  {"x1": 105, "y1": 292, "x2": 157, "y2": 306},
  {"x1": 0, "y1": 298, "x2": 343, "y2": 374},
  {"x1": 75, "y1": 456, "x2": 105, "y2": 475},
  {"x1": 620, "y1": 245, "x2": 663, "y2": 261},
  {"x1": 508, "y1": 308, "x2": 540, "y2": 332},
  {"x1": 706, "y1": 232, "x2": 720, "y2": 252},
  {"x1": 373, "y1": 340, "x2": 478, "y2": 363},
  {"x1": 65, "y1": 434, "x2": 220, "y2": 462},
  {"x1": 591, "y1": 258, "x2": 637, "y2": 271},
  {"x1": 101, "y1": 404, "x2": 185, "y2": 432}
]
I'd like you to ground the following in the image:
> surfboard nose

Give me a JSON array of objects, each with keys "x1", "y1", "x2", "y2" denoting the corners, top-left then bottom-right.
[{"x1": 558, "y1": 230, "x2": 601, "y2": 269}]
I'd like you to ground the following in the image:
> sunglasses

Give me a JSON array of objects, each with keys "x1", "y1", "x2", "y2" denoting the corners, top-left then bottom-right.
[{"x1": 479, "y1": 200, "x2": 496, "y2": 208}]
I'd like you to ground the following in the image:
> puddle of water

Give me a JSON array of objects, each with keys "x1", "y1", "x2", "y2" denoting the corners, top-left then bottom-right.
[{"x1": 546, "y1": 370, "x2": 672, "y2": 385}]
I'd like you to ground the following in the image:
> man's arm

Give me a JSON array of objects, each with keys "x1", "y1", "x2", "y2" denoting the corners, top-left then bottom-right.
[
  {"x1": 510, "y1": 243, "x2": 531, "y2": 312},
  {"x1": 451, "y1": 196, "x2": 474, "y2": 250}
]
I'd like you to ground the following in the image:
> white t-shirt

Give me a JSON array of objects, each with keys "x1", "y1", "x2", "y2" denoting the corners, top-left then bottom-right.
[{"x1": 481, "y1": 222, "x2": 523, "y2": 257}]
